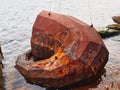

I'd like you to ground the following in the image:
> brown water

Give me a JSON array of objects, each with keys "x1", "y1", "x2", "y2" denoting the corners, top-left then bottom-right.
[{"x1": 0, "y1": 0, "x2": 120, "y2": 90}]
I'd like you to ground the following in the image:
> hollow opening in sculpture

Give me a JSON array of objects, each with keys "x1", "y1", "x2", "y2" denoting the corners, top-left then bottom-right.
[
  {"x1": 25, "y1": 49, "x2": 54, "y2": 62},
  {"x1": 31, "y1": 33, "x2": 62, "y2": 61},
  {"x1": 32, "y1": 47, "x2": 55, "y2": 61}
]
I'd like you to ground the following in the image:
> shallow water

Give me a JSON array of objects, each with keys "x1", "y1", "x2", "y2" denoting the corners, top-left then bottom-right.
[{"x1": 0, "y1": 0, "x2": 120, "y2": 90}]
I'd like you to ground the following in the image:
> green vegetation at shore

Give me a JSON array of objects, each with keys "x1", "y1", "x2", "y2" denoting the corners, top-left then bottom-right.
[{"x1": 97, "y1": 29, "x2": 120, "y2": 38}]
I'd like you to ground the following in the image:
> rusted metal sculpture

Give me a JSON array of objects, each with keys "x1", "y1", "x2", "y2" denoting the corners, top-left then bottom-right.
[{"x1": 15, "y1": 11, "x2": 109, "y2": 88}]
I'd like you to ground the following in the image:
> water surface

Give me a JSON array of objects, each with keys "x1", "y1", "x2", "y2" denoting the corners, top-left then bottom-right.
[{"x1": 0, "y1": 0, "x2": 120, "y2": 90}]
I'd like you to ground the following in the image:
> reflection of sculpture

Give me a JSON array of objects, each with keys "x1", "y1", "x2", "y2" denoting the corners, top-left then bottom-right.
[{"x1": 16, "y1": 11, "x2": 109, "y2": 88}]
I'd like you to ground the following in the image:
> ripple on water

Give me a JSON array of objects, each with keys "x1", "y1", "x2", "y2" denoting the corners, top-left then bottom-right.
[{"x1": 0, "y1": 0, "x2": 120, "y2": 90}]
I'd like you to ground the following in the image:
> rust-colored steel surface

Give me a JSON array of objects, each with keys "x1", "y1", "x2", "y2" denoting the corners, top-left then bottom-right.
[{"x1": 15, "y1": 11, "x2": 109, "y2": 88}]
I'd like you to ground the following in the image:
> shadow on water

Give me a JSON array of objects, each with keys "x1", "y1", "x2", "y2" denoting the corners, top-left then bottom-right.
[{"x1": 45, "y1": 69, "x2": 106, "y2": 90}]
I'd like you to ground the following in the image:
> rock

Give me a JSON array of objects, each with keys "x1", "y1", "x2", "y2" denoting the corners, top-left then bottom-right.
[
  {"x1": 107, "y1": 24, "x2": 120, "y2": 30},
  {"x1": 112, "y1": 16, "x2": 120, "y2": 24},
  {"x1": 107, "y1": 16, "x2": 120, "y2": 30},
  {"x1": 0, "y1": 46, "x2": 3, "y2": 59},
  {"x1": 0, "y1": 45, "x2": 3, "y2": 66},
  {"x1": 0, "y1": 45, "x2": 4, "y2": 90}
]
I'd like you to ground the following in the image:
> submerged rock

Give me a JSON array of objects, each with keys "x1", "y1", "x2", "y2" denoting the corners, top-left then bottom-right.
[{"x1": 16, "y1": 11, "x2": 109, "y2": 88}]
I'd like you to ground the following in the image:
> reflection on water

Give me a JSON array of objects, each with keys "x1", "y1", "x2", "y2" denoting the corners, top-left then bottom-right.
[{"x1": 0, "y1": 0, "x2": 120, "y2": 90}]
